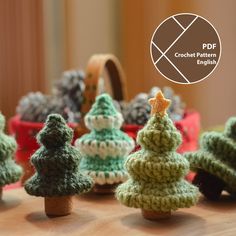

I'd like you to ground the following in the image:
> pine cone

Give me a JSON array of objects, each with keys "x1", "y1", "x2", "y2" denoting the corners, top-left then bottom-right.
[
  {"x1": 122, "y1": 86, "x2": 185, "y2": 126},
  {"x1": 124, "y1": 93, "x2": 151, "y2": 125},
  {"x1": 53, "y1": 70, "x2": 85, "y2": 113},
  {"x1": 112, "y1": 99, "x2": 129, "y2": 115},
  {"x1": 17, "y1": 92, "x2": 69, "y2": 122},
  {"x1": 17, "y1": 92, "x2": 48, "y2": 122},
  {"x1": 148, "y1": 86, "x2": 161, "y2": 98},
  {"x1": 37, "y1": 96, "x2": 69, "y2": 122}
]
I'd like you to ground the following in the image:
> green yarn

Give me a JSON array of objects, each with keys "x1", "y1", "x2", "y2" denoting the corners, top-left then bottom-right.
[
  {"x1": 88, "y1": 93, "x2": 118, "y2": 116},
  {"x1": 0, "y1": 113, "x2": 22, "y2": 187},
  {"x1": 185, "y1": 117, "x2": 236, "y2": 196},
  {"x1": 224, "y1": 117, "x2": 236, "y2": 140},
  {"x1": 80, "y1": 155, "x2": 126, "y2": 172},
  {"x1": 137, "y1": 114, "x2": 182, "y2": 153},
  {"x1": 116, "y1": 113, "x2": 199, "y2": 212},
  {"x1": 79, "y1": 129, "x2": 132, "y2": 143},
  {"x1": 24, "y1": 114, "x2": 93, "y2": 197},
  {"x1": 76, "y1": 93, "x2": 134, "y2": 185}
]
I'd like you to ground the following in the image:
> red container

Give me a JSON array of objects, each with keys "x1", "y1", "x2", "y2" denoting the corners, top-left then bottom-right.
[{"x1": 122, "y1": 111, "x2": 200, "y2": 182}]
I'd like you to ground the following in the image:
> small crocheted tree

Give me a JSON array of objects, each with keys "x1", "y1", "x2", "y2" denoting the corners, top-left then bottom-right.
[
  {"x1": 25, "y1": 114, "x2": 93, "y2": 217},
  {"x1": 0, "y1": 113, "x2": 22, "y2": 198},
  {"x1": 75, "y1": 94, "x2": 134, "y2": 193},
  {"x1": 116, "y1": 91, "x2": 199, "y2": 220},
  {"x1": 185, "y1": 117, "x2": 236, "y2": 200}
]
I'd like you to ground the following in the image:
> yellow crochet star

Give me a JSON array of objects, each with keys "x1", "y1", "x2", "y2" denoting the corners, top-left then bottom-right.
[{"x1": 148, "y1": 91, "x2": 171, "y2": 116}]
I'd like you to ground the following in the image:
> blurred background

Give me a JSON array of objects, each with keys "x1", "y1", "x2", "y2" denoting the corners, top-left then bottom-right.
[{"x1": 0, "y1": 0, "x2": 235, "y2": 128}]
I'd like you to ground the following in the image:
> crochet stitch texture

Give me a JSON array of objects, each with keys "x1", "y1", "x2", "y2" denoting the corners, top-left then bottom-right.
[
  {"x1": 185, "y1": 117, "x2": 236, "y2": 200},
  {"x1": 24, "y1": 114, "x2": 93, "y2": 197},
  {"x1": 75, "y1": 94, "x2": 134, "y2": 185},
  {"x1": 0, "y1": 113, "x2": 22, "y2": 186},
  {"x1": 116, "y1": 92, "x2": 199, "y2": 212}
]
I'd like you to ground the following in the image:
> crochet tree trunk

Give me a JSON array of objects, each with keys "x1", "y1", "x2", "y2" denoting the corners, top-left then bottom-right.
[
  {"x1": 116, "y1": 91, "x2": 199, "y2": 220},
  {"x1": 185, "y1": 117, "x2": 236, "y2": 200},
  {"x1": 75, "y1": 94, "x2": 134, "y2": 194},
  {"x1": 24, "y1": 114, "x2": 93, "y2": 217},
  {"x1": 0, "y1": 113, "x2": 22, "y2": 199}
]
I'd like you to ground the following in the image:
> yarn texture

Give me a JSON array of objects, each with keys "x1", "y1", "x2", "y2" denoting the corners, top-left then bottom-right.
[
  {"x1": 185, "y1": 117, "x2": 236, "y2": 200},
  {"x1": 75, "y1": 94, "x2": 134, "y2": 185},
  {"x1": 24, "y1": 114, "x2": 93, "y2": 197},
  {"x1": 0, "y1": 113, "x2": 22, "y2": 186},
  {"x1": 116, "y1": 91, "x2": 199, "y2": 212}
]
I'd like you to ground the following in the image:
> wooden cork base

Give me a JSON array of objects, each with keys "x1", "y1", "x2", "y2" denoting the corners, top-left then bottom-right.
[
  {"x1": 44, "y1": 196, "x2": 73, "y2": 217},
  {"x1": 93, "y1": 183, "x2": 119, "y2": 194},
  {"x1": 141, "y1": 209, "x2": 171, "y2": 220},
  {"x1": 19, "y1": 161, "x2": 35, "y2": 185}
]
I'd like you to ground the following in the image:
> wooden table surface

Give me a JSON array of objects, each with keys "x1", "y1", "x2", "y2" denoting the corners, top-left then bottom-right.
[{"x1": 1, "y1": 188, "x2": 236, "y2": 236}]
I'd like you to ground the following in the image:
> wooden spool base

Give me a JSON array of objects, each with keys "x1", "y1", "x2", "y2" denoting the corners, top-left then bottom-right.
[
  {"x1": 44, "y1": 196, "x2": 73, "y2": 217},
  {"x1": 141, "y1": 209, "x2": 171, "y2": 220},
  {"x1": 93, "y1": 183, "x2": 119, "y2": 194}
]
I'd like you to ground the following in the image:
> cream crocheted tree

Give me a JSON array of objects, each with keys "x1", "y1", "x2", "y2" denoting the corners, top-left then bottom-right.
[
  {"x1": 116, "y1": 91, "x2": 199, "y2": 220},
  {"x1": 75, "y1": 93, "x2": 134, "y2": 193}
]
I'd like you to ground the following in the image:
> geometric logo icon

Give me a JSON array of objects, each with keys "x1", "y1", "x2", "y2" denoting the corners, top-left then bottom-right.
[{"x1": 150, "y1": 13, "x2": 221, "y2": 84}]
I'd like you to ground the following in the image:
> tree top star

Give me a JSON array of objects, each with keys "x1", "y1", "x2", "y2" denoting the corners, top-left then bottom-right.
[{"x1": 148, "y1": 91, "x2": 171, "y2": 116}]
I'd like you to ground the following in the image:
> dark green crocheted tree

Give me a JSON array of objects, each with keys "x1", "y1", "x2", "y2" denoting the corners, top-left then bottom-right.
[
  {"x1": 25, "y1": 114, "x2": 93, "y2": 197},
  {"x1": 76, "y1": 94, "x2": 134, "y2": 187},
  {"x1": 116, "y1": 92, "x2": 199, "y2": 218},
  {"x1": 185, "y1": 117, "x2": 236, "y2": 200},
  {"x1": 0, "y1": 113, "x2": 22, "y2": 194}
]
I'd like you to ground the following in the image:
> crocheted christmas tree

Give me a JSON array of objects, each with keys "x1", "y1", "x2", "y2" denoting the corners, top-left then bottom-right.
[
  {"x1": 25, "y1": 114, "x2": 93, "y2": 216},
  {"x1": 116, "y1": 91, "x2": 199, "y2": 220},
  {"x1": 75, "y1": 93, "x2": 134, "y2": 193},
  {"x1": 0, "y1": 113, "x2": 22, "y2": 198},
  {"x1": 185, "y1": 117, "x2": 236, "y2": 200}
]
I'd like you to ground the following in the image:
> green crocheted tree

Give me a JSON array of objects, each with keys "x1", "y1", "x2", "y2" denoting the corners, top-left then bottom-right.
[
  {"x1": 185, "y1": 117, "x2": 236, "y2": 201},
  {"x1": 75, "y1": 93, "x2": 134, "y2": 193},
  {"x1": 25, "y1": 114, "x2": 93, "y2": 217},
  {"x1": 116, "y1": 91, "x2": 199, "y2": 220},
  {"x1": 0, "y1": 113, "x2": 22, "y2": 198}
]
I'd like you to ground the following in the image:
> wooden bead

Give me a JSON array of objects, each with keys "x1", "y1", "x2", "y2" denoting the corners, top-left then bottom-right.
[
  {"x1": 44, "y1": 196, "x2": 73, "y2": 217},
  {"x1": 141, "y1": 209, "x2": 171, "y2": 220}
]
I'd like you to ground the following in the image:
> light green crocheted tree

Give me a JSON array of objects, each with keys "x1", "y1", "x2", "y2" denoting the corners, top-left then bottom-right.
[
  {"x1": 116, "y1": 91, "x2": 199, "y2": 220},
  {"x1": 25, "y1": 114, "x2": 93, "y2": 216},
  {"x1": 75, "y1": 93, "x2": 134, "y2": 192},
  {"x1": 185, "y1": 117, "x2": 236, "y2": 200},
  {"x1": 0, "y1": 113, "x2": 22, "y2": 198}
]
